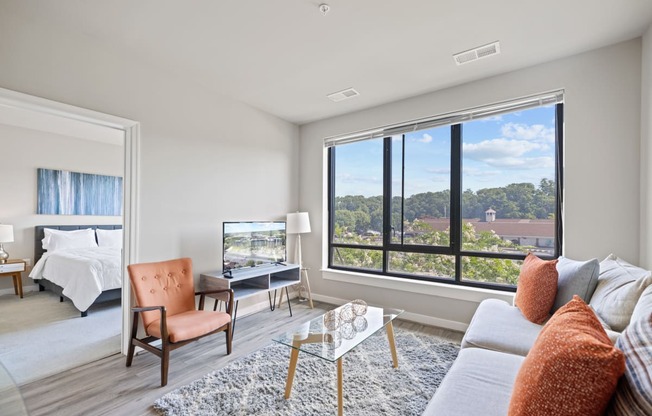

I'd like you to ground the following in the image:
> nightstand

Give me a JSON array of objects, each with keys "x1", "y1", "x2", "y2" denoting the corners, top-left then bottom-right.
[{"x1": 0, "y1": 260, "x2": 26, "y2": 298}]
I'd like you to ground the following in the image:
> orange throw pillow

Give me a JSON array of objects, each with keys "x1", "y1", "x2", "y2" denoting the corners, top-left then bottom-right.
[
  {"x1": 514, "y1": 253, "x2": 559, "y2": 324},
  {"x1": 508, "y1": 296, "x2": 626, "y2": 416}
]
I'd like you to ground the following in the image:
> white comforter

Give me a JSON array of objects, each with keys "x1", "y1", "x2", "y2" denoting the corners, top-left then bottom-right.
[{"x1": 29, "y1": 247, "x2": 122, "y2": 312}]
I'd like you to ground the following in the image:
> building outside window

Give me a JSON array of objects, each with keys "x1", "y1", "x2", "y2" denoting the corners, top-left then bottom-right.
[{"x1": 327, "y1": 92, "x2": 563, "y2": 290}]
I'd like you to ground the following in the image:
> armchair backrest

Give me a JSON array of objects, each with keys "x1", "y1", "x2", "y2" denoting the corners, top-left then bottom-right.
[{"x1": 128, "y1": 258, "x2": 196, "y2": 329}]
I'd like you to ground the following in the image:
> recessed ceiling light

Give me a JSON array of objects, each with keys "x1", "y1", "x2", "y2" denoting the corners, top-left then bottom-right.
[
  {"x1": 327, "y1": 88, "x2": 360, "y2": 102},
  {"x1": 453, "y1": 41, "x2": 501, "y2": 66}
]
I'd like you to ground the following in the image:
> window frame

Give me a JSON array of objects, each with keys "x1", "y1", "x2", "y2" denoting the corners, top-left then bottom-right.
[{"x1": 327, "y1": 102, "x2": 564, "y2": 292}]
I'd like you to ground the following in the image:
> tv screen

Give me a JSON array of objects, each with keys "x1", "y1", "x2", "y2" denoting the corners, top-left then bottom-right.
[{"x1": 223, "y1": 221, "x2": 287, "y2": 272}]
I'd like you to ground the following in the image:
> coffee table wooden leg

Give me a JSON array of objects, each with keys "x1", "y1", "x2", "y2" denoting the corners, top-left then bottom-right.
[
  {"x1": 386, "y1": 322, "x2": 399, "y2": 368},
  {"x1": 337, "y1": 357, "x2": 343, "y2": 416},
  {"x1": 284, "y1": 343, "x2": 300, "y2": 399}
]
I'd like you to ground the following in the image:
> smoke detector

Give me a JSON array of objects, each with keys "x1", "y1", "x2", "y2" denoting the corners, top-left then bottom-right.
[
  {"x1": 453, "y1": 41, "x2": 501, "y2": 65},
  {"x1": 319, "y1": 4, "x2": 330, "y2": 16},
  {"x1": 327, "y1": 87, "x2": 360, "y2": 102}
]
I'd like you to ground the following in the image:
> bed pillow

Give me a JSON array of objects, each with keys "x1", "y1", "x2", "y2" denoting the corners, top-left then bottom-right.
[
  {"x1": 45, "y1": 228, "x2": 98, "y2": 252},
  {"x1": 589, "y1": 254, "x2": 652, "y2": 332},
  {"x1": 552, "y1": 256, "x2": 600, "y2": 313},
  {"x1": 508, "y1": 296, "x2": 625, "y2": 416},
  {"x1": 96, "y1": 229, "x2": 122, "y2": 248},
  {"x1": 514, "y1": 253, "x2": 558, "y2": 324},
  {"x1": 42, "y1": 228, "x2": 95, "y2": 250}
]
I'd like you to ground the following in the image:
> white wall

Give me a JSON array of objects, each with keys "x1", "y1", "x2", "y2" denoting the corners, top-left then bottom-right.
[
  {"x1": 0, "y1": 9, "x2": 300, "y2": 310},
  {"x1": 0, "y1": 124, "x2": 123, "y2": 291},
  {"x1": 641, "y1": 25, "x2": 652, "y2": 268},
  {"x1": 300, "y1": 39, "x2": 643, "y2": 329}
]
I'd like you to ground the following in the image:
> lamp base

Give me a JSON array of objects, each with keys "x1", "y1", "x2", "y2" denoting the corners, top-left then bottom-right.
[{"x1": 0, "y1": 244, "x2": 8, "y2": 264}]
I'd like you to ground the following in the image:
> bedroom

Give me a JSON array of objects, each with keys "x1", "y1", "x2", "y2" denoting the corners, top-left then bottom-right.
[
  {"x1": 0, "y1": 1, "x2": 651, "y2": 415},
  {"x1": 0, "y1": 107, "x2": 125, "y2": 383}
]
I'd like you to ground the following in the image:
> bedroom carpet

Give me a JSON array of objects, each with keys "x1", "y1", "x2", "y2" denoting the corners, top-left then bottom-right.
[
  {"x1": 0, "y1": 291, "x2": 121, "y2": 385},
  {"x1": 154, "y1": 327, "x2": 459, "y2": 416}
]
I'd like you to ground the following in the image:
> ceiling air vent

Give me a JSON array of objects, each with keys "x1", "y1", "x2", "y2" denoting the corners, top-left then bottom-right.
[
  {"x1": 453, "y1": 41, "x2": 501, "y2": 66},
  {"x1": 327, "y1": 88, "x2": 360, "y2": 102}
]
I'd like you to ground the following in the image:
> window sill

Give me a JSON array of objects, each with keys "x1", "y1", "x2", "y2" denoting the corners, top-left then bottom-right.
[{"x1": 321, "y1": 268, "x2": 515, "y2": 304}]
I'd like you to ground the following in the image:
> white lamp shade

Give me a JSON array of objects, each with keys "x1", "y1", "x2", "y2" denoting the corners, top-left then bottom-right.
[
  {"x1": 0, "y1": 225, "x2": 14, "y2": 243},
  {"x1": 287, "y1": 212, "x2": 311, "y2": 234}
]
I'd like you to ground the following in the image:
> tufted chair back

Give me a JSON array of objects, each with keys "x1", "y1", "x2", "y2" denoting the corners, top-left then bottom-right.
[{"x1": 128, "y1": 258, "x2": 196, "y2": 331}]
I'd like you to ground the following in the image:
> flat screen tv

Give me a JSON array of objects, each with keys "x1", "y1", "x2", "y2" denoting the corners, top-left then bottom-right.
[{"x1": 223, "y1": 221, "x2": 287, "y2": 272}]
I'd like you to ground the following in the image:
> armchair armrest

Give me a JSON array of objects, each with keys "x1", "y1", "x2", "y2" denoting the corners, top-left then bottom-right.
[
  {"x1": 131, "y1": 305, "x2": 168, "y2": 341},
  {"x1": 132, "y1": 305, "x2": 166, "y2": 313},
  {"x1": 197, "y1": 288, "x2": 235, "y2": 317}
]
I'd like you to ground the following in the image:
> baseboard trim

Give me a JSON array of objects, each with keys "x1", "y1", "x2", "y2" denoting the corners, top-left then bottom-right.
[{"x1": 311, "y1": 293, "x2": 468, "y2": 333}]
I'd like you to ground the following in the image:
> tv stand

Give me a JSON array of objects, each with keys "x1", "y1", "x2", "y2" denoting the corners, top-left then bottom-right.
[{"x1": 200, "y1": 263, "x2": 301, "y2": 335}]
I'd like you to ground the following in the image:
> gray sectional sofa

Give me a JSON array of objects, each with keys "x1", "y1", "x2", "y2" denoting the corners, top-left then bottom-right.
[{"x1": 423, "y1": 254, "x2": 652, "y2": 415}]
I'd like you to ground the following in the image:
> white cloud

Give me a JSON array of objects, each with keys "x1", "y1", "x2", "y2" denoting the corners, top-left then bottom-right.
[
  {"x1": 417, "y1": 133, "x2": 433, "y2": 143},
  {"x1": 463, "y1": 138, "x2": 545, "y2": 159},
  {"x1": 337, "y1": 173, "x2": 382, "y2": 184},
  {"x1": 501, "y1": 122, "x2": 554, "y2": 144},
  {"x1": 463, "y1": 138, "x2": 553, "y2": 169},
  {"x1": 463, "y1": 167, "x2": 500, "y2": 177},
  {"x1": 426, "y1": 167, "x2": 450, "y2": 174},
  {"x1": 480, "y1": 156, "x2": 554, "y2": 169}
]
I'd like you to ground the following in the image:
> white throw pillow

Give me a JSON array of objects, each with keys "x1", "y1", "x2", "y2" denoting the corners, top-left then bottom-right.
[
  {"x1": 45, "y1": 228, "x2": 98, "y2": 252},
  {"x1": 589, "y1": 254, "x2": 652, "y2": 332},
  {"x1": 96, "y1": 229, "x2": 122, "y2": 248}
]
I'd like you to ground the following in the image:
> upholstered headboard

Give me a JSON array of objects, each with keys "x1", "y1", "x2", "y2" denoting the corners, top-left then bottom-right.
[{"x1": 34, "y1": 225, "x2": 123, "y2": 264}]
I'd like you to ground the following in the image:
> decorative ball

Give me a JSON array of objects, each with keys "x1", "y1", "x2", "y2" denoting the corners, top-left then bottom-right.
[
  {"x1": 326, "y1": 330, "x2": 342, "y2": 350},
  {"x1": 353, "y1": 316, "x2": 368, "y2": 332},
  {"x1": 351, "y1": 299, "x2": 368, "y2": 316},
  {"x1": 339, "y1": 304, "x2": 355, "y2": 323},
  {"x1": 340, "y1": 322, "x2": 356, "y2": 340},
  {"x1": 324, "y1": 309, "x2": 341, "y2": 330}
]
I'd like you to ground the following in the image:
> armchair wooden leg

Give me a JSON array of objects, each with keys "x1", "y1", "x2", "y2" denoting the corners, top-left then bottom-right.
[
  {"x1": 161, "y1": 345, "x2": 170, "y2": 387},
  {"x1": 126, "y1": 312, "x2": 139, "y2": 367},
  {"x1": 226, "y1": 323, "x2": 233, "y2": 355}
]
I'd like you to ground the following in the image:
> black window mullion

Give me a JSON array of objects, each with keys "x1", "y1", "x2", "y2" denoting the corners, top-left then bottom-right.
[
  {"x1": 327, "y1": 147, "x2": 335, "y2": 269},
  {"x1": 450, "y1": 124, "x2": 462, "y2": 282},
  {"x1": 382, "y1": 136, "x2": 392, "y2": 274},
  {"x1": 555, "y1": 103, "x2": 564, "y2": 257},
  {"x1": 401, "y1": 135, "x2": 406, "y2": 245}
]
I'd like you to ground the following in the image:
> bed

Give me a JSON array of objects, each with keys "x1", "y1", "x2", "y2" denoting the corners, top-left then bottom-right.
[{"x1": 29, "y1": 225, "x2": 123, "y2": 317}]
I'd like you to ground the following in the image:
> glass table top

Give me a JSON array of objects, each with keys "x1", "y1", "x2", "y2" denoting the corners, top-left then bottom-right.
[{"x1": 273, "y1": 302, "x2": 403, "y2": 362}]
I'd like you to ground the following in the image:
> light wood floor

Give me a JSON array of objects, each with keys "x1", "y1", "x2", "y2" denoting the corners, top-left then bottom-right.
[{"x1": 19, "y1": 301, "x2": 463, "y2": 416}]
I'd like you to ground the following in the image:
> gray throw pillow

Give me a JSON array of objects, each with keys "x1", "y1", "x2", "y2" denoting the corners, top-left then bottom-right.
[
  {"x1": 551, "y1": 256, "x2": 600, "y2": 313},
  {"x1": 589, "y1": 254, "x2": 652, "y2": 332}
]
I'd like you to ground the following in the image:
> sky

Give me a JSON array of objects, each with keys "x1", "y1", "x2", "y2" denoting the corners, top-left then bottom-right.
[{"x1": 335, "y1": 105, "x2": 556, "y2": 197}]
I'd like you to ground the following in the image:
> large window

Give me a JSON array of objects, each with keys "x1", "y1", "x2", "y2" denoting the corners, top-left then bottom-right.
[{"x1": 327, "y1": 93, "x2": 563, "y2": 290}]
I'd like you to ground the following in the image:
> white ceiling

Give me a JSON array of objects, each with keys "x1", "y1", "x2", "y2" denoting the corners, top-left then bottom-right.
[{"x1": 3, "y1": 0, "x2": 652, "y2": 125}]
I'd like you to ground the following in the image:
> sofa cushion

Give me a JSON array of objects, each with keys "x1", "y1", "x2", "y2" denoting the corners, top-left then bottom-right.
[
  {"x1": 589, "y1": 254, "x2": 652, "y2": 332},
  {"x1": 514, "y1": 253, "x2": 558, "y2": 324},
  {"x1": 508, "y1": 296, "x2": 625, "y2": 416},
  {"x1": 461, "y1": 298, "x2": 542, "y2": 356},
  {"x1": 423, "y1": 347, "x2": 524, "y2": 416},
  {"x1": 630, "y1": 284, "x2": 652, "y2": 324},
  {"x1": 606, "y1": 313, "x2": 652, "y2": 415},
  {"x1": 552, "y1": 256, "x2": 600, "y2": 313}
]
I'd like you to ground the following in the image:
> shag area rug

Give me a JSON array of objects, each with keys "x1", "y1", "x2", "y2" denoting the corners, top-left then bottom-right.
[{"x1": 154, "y1": 327, "x2": 459, "y2": 416}]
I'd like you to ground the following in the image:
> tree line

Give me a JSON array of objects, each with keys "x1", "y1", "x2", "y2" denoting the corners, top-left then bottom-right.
[{"x1": 335, "y1": 179, "x2": 555, "y2": 234}]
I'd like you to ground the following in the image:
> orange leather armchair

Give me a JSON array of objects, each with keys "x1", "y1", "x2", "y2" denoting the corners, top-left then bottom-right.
[{"x1": 126, "y1": 258, "x2": 233, "y2": 387}]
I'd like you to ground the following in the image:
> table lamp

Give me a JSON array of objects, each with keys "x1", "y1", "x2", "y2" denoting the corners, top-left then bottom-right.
[{"x1": 0, "y1": 224, "x2": 14, "y2": 264}]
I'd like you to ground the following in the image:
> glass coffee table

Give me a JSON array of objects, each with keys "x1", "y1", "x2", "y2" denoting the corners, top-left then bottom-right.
[{"x1": 273, "y1": 302, "x2": 404, "y2": 416}]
